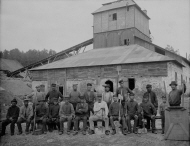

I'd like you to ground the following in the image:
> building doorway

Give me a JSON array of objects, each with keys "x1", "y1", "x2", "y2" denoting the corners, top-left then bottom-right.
[
  {"x1": 105, "y1": 80, "x2": 113, "y2": 92},
  {"x1": 59, "y1": 86, "x2": 63, "y2": 95},
  {"x1": 128, "y1": 78, "x2": 135, "y2": 90}
]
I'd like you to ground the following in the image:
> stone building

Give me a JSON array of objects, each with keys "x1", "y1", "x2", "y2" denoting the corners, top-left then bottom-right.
[{"x1": 29, "y1": 0, "x2": 190, "y2": 99}]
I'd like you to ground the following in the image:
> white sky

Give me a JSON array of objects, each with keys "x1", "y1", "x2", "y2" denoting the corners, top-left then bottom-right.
[{"x1": 1, "y1": 0, "x2": 190, "y2": 58}]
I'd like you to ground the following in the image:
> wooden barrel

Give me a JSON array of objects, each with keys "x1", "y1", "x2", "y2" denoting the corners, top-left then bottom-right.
[{"x1": 164, "y1": 107, "x2": 190, "y2": 140}]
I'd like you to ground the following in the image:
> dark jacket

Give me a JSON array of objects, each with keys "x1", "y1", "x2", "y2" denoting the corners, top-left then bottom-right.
[
  {"x1": 6, "y1": 105, "x2": 20, "y2": 120},
  {"x1": 109, "y1": 102, "x2": 123, "y2": 117},
  {"x1": 75, "y1": 102, "x2": 88, "y2": 116},
  {"x1": 36, "y1": 103, "x2": 48, "y2": 118},
  {"x1": 168, "y1": 85, "x2": 186, "y2": 106},
  {"x1": 84, "y1": 91, "x2": 95, "y2": 105},
  {"x1": 45, "y1": 90, "x2": 63, "y2": 104},
  {"x1": 143, "y1": 91, "x2": 158, "y2": 109},
  {"x1": 49, "y1": 103, "x2": 59, "y2": 119},
  {"x1": 124, "y1": 100, "x2": 138, "y2": 116},
  {"x1": 138, "y1": 101, "x2": 156, "y2": 116}
]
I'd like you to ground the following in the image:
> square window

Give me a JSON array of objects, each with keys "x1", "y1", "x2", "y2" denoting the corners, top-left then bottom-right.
[{"x1": 113, "y1": 13, "x2": 117, "y2": 21}]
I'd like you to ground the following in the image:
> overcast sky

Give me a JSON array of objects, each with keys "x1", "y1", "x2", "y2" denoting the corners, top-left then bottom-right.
[{"x1": 1, "y1": 0, "x2": 190, "y2": 58}]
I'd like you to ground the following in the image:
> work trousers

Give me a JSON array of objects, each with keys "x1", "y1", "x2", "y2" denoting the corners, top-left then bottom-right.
[
  {"x1": 1, "y1": 119, "x2": 17, "y2": 135},
  {"x1": 126, "y1": 114, "x2": 138, "y2": 132},
  {"x1": 88, "y1": 103, "x2": 94, "y2": 117},
  {"x1": 110, "y1": 116, "x2": 127, "y2": 130},
  {"x1": 160, "y1": 111, "x2": 165, "y2": 132},
  {"x1": 89, "y1": 115, "x2": 109, "y2": 131},
  {"x1": 74, "y1": 116, "x2": 87, "y2": 131},
  {"x1": 31, "y1": 117, "x2": 47, "y2": 132},
  {"x1": 60, "y1": 116, "x2": 72, "y2": 132},
  {"x1": 17, "y1": 117, "x2": 31, "y2": 133},
  {"x1": 138, "y1": 114, "x2": 156, "y2": 130},
  {"x1": 47, "y1": 118, "x2": 60, "y2": 131}
]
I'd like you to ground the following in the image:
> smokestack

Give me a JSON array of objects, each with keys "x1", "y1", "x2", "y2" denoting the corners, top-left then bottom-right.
[{"x1": 143, "y1": 10, "x2": 147, "y2": 14}]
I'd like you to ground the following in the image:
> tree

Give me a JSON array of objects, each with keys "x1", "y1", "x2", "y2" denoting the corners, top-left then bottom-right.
[
  {"x1": 0, "y1": 51, "x2": 3, "y2": 58},
  {"x1": 165, "y1": 45, "x2": 180, "y2": 55}
]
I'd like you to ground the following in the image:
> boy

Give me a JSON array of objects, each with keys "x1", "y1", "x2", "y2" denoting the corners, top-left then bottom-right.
[
  {"x1": 1, "y1": 98, "x2": 20, "y2": 136},
  {"x1": 109, "y1": 95, "x2": 127, "y2": 135},
  {"x1": 102, "y1": 84, "x2": 113, "y2": 108},
  {"x1": 59, "y1": 96, "x2": 75, "y2": 135},
  {"x1": 159, "y1": 96, "x2": 167, "y2": 134},
  {"x1": 138, "y1": 95, "x2": 157, "y2": 134},
  {"x1": 47, "y1": 98, "x2": 60, "y2": 132},
  {"x1": 125, "y1": 93, "x2": 138, "y2": 134},
  {"x1": 17, "y1": 97, "x2": 33, "y2": 135},
  {"x1": 89, "y1": 94, "x2": 110, "y2": 135},
  {"x1": 31, "y1": 97, "x2": 48, "y2": 134},
  {"x1": 168, "y1": 81, "x2": 186, "y2": 106},
  {"x1": 73, "y1": 96, "x2": 88, "y2": 135}
]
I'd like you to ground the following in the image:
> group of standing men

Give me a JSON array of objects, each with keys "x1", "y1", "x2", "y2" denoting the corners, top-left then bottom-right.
[{"x1": 0, "y1": 79, "x2": 186, "y2": 136}]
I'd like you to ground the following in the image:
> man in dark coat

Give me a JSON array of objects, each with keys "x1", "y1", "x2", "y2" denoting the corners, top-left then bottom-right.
[
  {"x1": 83, "y1": 83, "x2": 95, "y2": 116},
  {"x1": 168, "y1": 81, "x2": 186, "y2": 106},
  {"x1": 116, "y1": 79, "x2": 133, "y2": 107},
  {"x1": 69, "y1": 84, "x2": 81, "y2": 110},
  {"x1": 143, "y1": 84, "x2": 158, "y2": 110},
  {"x1": 1, "y1": 99, "x2": 20, "y2": 136}
]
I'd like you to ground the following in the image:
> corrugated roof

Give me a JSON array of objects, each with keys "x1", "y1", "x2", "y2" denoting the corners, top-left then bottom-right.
[
  {"x1": 92, "y1": 0, "x2": 150, "y2": 19},
  {"x1": 0, "y1": 58, "x2": 23, "y2": 72},
  {"x1": 30, "y1": 44, "x2": 177, "y2": 71}
]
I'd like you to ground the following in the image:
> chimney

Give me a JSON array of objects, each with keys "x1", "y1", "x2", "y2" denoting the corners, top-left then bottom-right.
[{"x1": 143, "y1": 10, "x2": 147, "y2": 14}]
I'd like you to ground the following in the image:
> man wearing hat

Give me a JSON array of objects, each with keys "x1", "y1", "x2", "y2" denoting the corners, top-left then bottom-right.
[
  {"x1": 69, "y1": 84, "x2": 81, "y2": 110},
  {"x1": 143, "y1": 84, "x2": 158, "y2": 110},
  {"x1": 1, "y1": 98, "x2": 20, "y2": 136},
  {"x1": 84, "y1": 83, "x2": 96, "y2": 116},
  {"x1": 59, "y1": 95, "x2": 75, "y2": 135},
  {"x1": 168, "y1": 81, "x2": 186, "y2": 106},
  {"x1": 31, "y1": 97, "x2": 48, "y2": 134},
  {"x1": 45, "y1": 83, "x2": 64, "y2": 108},
  {"x1": 102, "y1": 84, "x2": 113, "y2": 108},
  {"x1": 17, "y1": 97, "x2": 33, "y2": 135},
  {"x1": 89, "y1": 93, "x2": 110, "y2": 135},
  {"x1": 116, "y1": 79, "x2": 133, "y2": 107},
  {"x1": 47, "y1": 98, "x2": 60, "y2": 132},
  {"x1": 73, "y1": 96, "x2": 88, "y2": 135},
  {"x1": 27, "y1": 84, "x2": 46, "y2": 106}
]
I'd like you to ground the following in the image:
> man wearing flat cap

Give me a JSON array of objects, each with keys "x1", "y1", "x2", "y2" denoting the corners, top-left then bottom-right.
[
  {"x1": 45, "y1": 83, "x2": 64, "y2": 107},
  {"x1": 102, "y1": 84, "x2": 113, "y2": 108},
  {"x1": 116, "y1": 79, "x2": 133, "y2": 107},
  {"x1": 143, "y1": 84, "x2": 158, "y2": 110},
  {"x1": 17, "y1": 97, "x2": 33, "y2": 135},
  {"x1": 168, "y1": 81, "x2": 186, "y2": 106},
  {"x1": 1, "y1": 98, "x2": 20, "y2": 136},
  {"x1": 83, "y1": 83, "x2": 96, "y2": 116},
  {"x1": 69, "y1": 84, "x2": 81, "y2": 110}
]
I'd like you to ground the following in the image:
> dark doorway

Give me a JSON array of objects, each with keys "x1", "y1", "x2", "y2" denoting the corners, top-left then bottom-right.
[
  {"x1": 59, "y1": 86, "x2": 63, "y2": 95},
  {"x1": 105, "y1": 80, "x2": 114, "y2": 92},
  {"x1": 128, "y1": 78, "x2": 135, "y2": 90}
]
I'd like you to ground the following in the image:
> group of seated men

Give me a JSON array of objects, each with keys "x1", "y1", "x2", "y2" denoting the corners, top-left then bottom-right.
[{"x1": 1, "y1": 79, "x2": 164, "y2": 136}]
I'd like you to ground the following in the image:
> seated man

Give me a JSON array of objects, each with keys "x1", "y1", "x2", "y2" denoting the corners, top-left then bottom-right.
[
  {"x1": 125, "y1": 93, "x2": 138, "y2": 134},
  {"x1": 31, "y1": 97, "x2": 48, "y2": 134},
  {"x1": 73, "y1": 96, "x2": 88, "y2": 135},
  {"x1": 138, "y1": 95, "x2": 157, "y2": 134},
  {"x1": 17, "y1": 97, "x2": 33, "y2": 135},
  {"x1": 1, "y1": 98, "x2": 20, "y2": 136},
  {"x1": 47, "y1": 98, "x2": 60, "y2": 132},
  {"x1": 109, "y1": 95, "x2": 127, "y2": 135},
  {"x1": 89, "y1": 93, "x2": 110, "y2": 135},
  {"x1": 59, "y1": 96, "x2": 75, "y2": 135}
]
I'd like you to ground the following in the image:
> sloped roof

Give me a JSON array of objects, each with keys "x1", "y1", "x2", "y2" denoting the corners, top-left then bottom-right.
[
  {"x1": 30, "y1": 44, "x2": 178, "y2": 71},
  {"x1": 92, "y1": 0, "x2": 150, "y2": 19},
  {"x1": 0, "y1": 58, "x2": 23, "y2": 72}
]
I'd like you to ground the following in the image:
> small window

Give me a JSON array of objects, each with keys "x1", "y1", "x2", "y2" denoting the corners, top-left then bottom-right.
[
  {"x1": 128, "y1": 78, "x2": 135, "y2": 90},
  {"x1": 124, "y1": 39, "x2": 130, "y2": 46},
  {"x1": 127, "y1": 6, "x2": 129, "y2": 11},
  {"x1": 113, "y1": 13, "x2": 117, "y2": 21},
  {"x1": 175, "y1": 72, "x2": 177, "y2": 82}
]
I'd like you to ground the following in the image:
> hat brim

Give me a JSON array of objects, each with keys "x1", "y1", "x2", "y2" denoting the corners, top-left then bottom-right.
[{"x1": 169, "y1": 83, "x2": 177, "y2": 86}]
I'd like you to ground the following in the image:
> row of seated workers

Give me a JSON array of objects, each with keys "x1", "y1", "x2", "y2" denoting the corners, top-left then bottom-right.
[{"x1": 0, "y1": 80, "x2": 186, "y2": 136}]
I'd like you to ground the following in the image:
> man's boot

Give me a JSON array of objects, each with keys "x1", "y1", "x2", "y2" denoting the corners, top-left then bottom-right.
[{"x1": 111, "y1": 129, "x2": 116, "y2": 135}]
